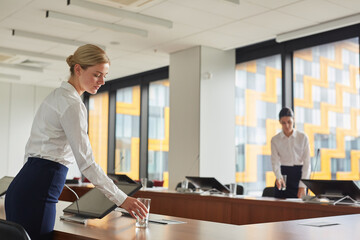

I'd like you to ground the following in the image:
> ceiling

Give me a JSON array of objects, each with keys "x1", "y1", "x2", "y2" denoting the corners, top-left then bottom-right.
[{"x1": 0, "y1": 0, "x2": 359, "y2": 88}]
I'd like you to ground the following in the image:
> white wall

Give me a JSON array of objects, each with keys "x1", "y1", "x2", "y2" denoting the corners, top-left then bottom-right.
[
  {"x1": 0, "y1": 83, "x2": 11, "y2": 178},
  {"x1": 199, "y1": 46, "x2": 236, "y2": 184},
  {"x1": 169, "y1": 46, "x2": 201, "y2": 190},
  {"x1": 0, "y1": 81, "x2": 81, "y2": 179}
]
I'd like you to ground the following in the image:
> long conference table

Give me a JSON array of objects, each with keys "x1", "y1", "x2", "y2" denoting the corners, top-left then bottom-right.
[
  {"x1": 2, "y1": 198, "x2": 360, "y2": 240},
  {"x1": 59, "y1": 185, "x2": 360, "y2": 225}
]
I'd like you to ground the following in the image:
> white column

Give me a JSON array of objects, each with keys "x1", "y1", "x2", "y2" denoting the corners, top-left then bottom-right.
[
  {"x1": 168, "y1": 46, "x2": 236, "y2": 190},
  {"x1": 169, "y1": 46, "x2": 201, "y2": 190},
  {"x1": 199, "y1": 46, "x2": 236, "y2": 185}
]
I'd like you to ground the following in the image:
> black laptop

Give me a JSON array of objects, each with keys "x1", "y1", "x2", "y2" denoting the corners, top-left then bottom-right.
[
  {"x1": 63, "y1": 182, "x2": 141, "y2": 218},
  {"x1": 107, "y1": 173, "x2": 137, "y2": 184},
  {"x1": 186, "y1": 176, "x2": 230, "y2": 193},
  {"x1": 301, "y1": 179, "x2": 360, "y2": 201}
]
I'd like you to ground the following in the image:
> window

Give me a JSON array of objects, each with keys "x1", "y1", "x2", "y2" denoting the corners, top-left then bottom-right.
[
  {"x1": 148, "y1": 79, "x2": 170, "y2": 187},
  {"x1": 235, "y1": 55, "x2": 282, "y2": 195},
  {"x1": 88, "y1": 92, "x2": 109, "y2": 172},
  {"x1": 115, "y1": 86, "x2": 141, "y2": 180},
  {"x1": 294, "y1": 37, "x2": 360, "y2": 181}
]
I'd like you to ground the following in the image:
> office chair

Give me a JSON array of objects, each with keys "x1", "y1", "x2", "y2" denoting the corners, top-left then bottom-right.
[
  {"x1": 262, "y1": 187, "x2": 275, "y2": 197},
  {"x1": 225, "y1": 184, "x2": 244, "y2": 195},
  {"x1": 146, "y1": 180, "x2": 154, "y2": 188},
  {"x1": 0, "y1": 219, "x2": 31, "y2": 240},
  {"x1": 175, "y1": 181, "x2": 196, "y2": 190}
]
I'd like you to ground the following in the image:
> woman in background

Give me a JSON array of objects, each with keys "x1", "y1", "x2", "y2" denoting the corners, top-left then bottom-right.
[
  {"x1": 271, "y1": 107, "x2": 311, "y2": 199},
  {"x1": 5, "y1": 44, "x2": 147, "y2": 240}
]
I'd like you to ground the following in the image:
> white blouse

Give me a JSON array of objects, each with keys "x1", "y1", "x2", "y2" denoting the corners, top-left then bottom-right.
[
  {"x1": 271, "y1": 129, "x2": 311, "y2": 188},
  {"x1": 24, "y1": 81, "x2": 127, "y2": 206}
]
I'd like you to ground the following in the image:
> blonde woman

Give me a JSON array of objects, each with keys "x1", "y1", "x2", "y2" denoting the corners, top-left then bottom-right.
[{"x1": 5, "y1": 44, "x2": 147, "y2": 240}]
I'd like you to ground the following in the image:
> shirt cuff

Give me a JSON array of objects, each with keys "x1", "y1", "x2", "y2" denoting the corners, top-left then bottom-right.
[
  {"x1": 109, "y1": 189, "x2": 128, "y2": 206},
  {"x1": 298, "y1": 180, "x2": 306, "y2": 188}
]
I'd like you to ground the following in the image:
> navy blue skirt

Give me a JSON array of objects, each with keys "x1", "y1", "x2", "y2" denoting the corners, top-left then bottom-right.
[
  {"x1": 274, "y1": 165, "x2": 302, "y2": 199},
  {"x1": 5, "y1": 157, "x2": 68, "y2": 240}
]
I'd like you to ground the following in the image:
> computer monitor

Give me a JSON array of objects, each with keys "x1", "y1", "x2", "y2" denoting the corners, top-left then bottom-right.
[
  {"x1": 186, "y1": 176, "x2": 230, "y2": 193},
  {"x1": 63, "y1": 182, "x2": 141, "y2": 218},
  {"x1": 0, "y1": 176, "x2": 14, "y2": 197},
  {"x1": 301, "y1": 179, "x2": 360, "y2": 201},
  {"x1": 107, "y1": 173, "x2": 137, "y2": 184}
]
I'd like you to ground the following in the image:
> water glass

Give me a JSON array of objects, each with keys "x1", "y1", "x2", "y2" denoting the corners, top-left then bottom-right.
[
  {"x1": 140, "y1": 178, "x2": 147, "y2": 190},
  {"x1": 135, "y1": 198, "x2": 151, "y2": 228},
  {"x1": 229, "y1": 183, "x2": 237, "y2": 197},
  {"x1": 281, "y1": 175, "x2": 287, "y2": 191}
]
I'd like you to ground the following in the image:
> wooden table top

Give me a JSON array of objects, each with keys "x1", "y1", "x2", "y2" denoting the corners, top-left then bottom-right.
[{"x1": 1, "y1": 198, "x2": 360, "y2": 240}]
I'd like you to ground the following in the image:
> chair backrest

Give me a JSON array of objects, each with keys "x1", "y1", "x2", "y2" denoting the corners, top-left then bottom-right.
[
  {"x1": 175, "y1": 182, "x2": 196, "y2": 190},
  {"x1": 0, "y1": 219, "x2": 31, "y2": 240},
  {"x1": 224, "y1": 184, "x2": 244, "y2": 195},
  {"x1": 146, "y1": 180, "x2": 154, "y2": 188},
  {"x1": 262, "y1": 187, "x2": 275, "y2": 197}
]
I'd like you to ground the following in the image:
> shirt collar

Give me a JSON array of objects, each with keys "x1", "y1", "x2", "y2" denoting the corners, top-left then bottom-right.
[
  {"x1": 280, "y1": 129, "x2": 297, "y2": 138},
  {"x1": 60, "y1": 81, "x2": 82, "y2": 100}
]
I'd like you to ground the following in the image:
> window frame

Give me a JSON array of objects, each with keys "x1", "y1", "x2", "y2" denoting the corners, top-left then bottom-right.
[{"x1": 84, "y1": 66, "x2": 169, "y2": 179}]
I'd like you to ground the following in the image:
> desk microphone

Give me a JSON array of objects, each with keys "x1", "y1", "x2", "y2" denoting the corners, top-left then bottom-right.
[
  {"x1": 302, "y1": 149, "x2": 321, "y2": 203},
  {"x1": 64, "y1": 184, "x2": 80, "y2": 215},
  {"x1": 311, "y1": 148, "x2": 320, "y2": 180}
]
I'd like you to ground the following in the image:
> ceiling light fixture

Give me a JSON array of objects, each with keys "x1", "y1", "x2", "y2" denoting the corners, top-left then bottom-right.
[
  {"x1": 12, "y1": 29, "x2": 105, "y2": 50},
  {"x1": 67, "y1": 0, "x2": 173, "y2": 29},
  {"x1": 46, "y1": 10, "x2": 148, "y2": 37},
  {"x1": 0, "y1": 73, "x2": 21, "y2": 80},
  {"x1": 276, "y1": 13, "x2": 360, "y2": 43},
  {"x1": 0, "y1": 62, "x2": 44, "y2": 72},
  {"x1": 0, "y1": 46, "x2": 65, "y2": 61}
]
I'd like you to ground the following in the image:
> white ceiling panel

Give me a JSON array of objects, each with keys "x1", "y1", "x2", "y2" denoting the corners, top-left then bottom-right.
[
  {"x1": 168, "y1": 0, "x2": 269, "y2": 20},
  {"x1": 277, "y1": 0, "x2": 355, "y2": 22},
  {"x1": 243, "y1": 0, "x2": 302, "y2": 9},
  {"x1": 179, "y1": 31, "x2": 243, "y2": 50},
  {"x1": 0, "y1": 0, "x2": 32, "y2": 20},
  {"x1": 326, "y1": 0, "x2": 360, "y2": 10},
  {"x1": 142, "y1": 1, "x2": 233, "y2": 29},
  {"x1": 243, "y1": 10, "x2": 314, "y2": 33},
  {"x1": 213, "y1": 20, "x2": 275, "y2": 39}
]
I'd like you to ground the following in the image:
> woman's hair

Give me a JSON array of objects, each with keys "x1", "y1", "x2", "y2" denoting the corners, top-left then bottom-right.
[
  {"x1": 66, "y1": 44, "x2": 110, "y2": 76},
  {"x1": 278, "y1": 107, "x2": 294, "y2": 120}
]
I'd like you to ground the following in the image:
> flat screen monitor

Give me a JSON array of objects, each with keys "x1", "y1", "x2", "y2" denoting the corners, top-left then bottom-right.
[
  {"x1": 63, "y1": 182, "x2": 141, "y2": 218},
  {"x1": 186, "y1": 176, "x2": 230, "y2": 193},
  {"x1": 301, "y1": 179, "x2": 360, "y2": 201},
  {"x1": 107, "y1": 173, "x2": 137, "y2": 184},
  {"x1": 0, "y1": 176, "x2": 14, "y2": 197}
]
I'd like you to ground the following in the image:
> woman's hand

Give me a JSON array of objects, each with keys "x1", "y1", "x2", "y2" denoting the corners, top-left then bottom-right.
[
  {"x1": 275, "y1": 178, "x2": 286, "y2": 190},
  {"x1": 120, "y1": 196, "x2": 148, "y2": 219},
  {"x1": 297, "y1": 187, "x2": 306, "y2": 198}
]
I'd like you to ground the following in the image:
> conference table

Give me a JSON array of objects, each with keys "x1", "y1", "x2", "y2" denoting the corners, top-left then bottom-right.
[
  {"x1": 59, "y1": 185, "x2": 360, "y2": 225},
  {"x1": 1, "y1": 198, "x2": 360, "y2": 240}
]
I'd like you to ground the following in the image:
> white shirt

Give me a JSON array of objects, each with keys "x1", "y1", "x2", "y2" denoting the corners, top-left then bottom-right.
[
  {"x1": 271, "y1": 129, "x2": 311, "y2": 188},
  {"x1": 24, "y1": 81, "x2": 127, "y2": 206}
]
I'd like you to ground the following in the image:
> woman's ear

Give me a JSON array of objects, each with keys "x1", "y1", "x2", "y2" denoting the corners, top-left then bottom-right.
[{"x1": 74, "y1": 64, "x2": 82, "y2": 76}]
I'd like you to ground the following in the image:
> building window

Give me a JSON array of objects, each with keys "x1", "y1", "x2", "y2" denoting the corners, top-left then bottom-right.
[
  {"x1": 235, "y1": 55, "x2": 282, "y2": 194},
  {"x1": 148, "y1": 79, "x2": 170, "y2": 187},
  {"x1": 115, "y1": 86, "x2": 141, "y2": 180},
  {"x1": 294, "y1": 37, "x2": 360, "y2": 181},
  {"x1": 88, "y1": 92, "x2": 109, "y2": 172}
]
